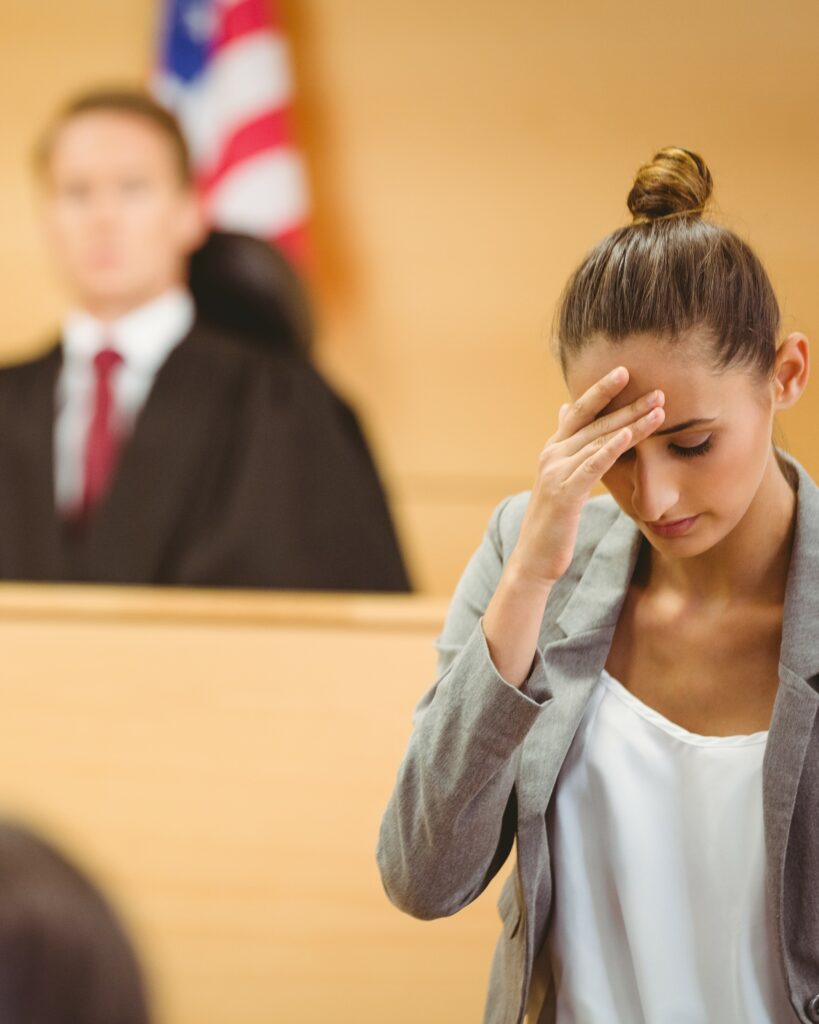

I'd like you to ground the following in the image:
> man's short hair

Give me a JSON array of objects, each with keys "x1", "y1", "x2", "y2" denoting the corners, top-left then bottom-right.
[{"x1": 34, "y1": 86, "x2": 193, "y2": 185}]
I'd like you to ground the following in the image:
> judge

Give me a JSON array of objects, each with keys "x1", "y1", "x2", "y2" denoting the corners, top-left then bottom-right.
[{"x1": 0, "y1": 88, "x2": 410, "y2": 591}]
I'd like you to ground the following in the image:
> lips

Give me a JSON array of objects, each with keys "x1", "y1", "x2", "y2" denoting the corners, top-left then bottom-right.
[{"x1": 646, "y1": 515, "x2": 700, "y2": 538}]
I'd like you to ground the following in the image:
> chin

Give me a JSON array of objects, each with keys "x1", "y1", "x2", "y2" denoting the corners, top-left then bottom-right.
[
  {"x1": 644, "y1": 517, "x2": 741, "y2": 559},
  {"x1": 643, "y1": 532, "x2": 711, "y2": 557},
  {"x1": 78, "y1": 277, "x2": 149, "y2": 309}
]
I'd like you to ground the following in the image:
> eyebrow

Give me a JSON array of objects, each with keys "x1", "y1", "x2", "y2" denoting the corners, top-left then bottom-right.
[{"x1": 652, "y1": 417, "x2": 717, "y2": 437}]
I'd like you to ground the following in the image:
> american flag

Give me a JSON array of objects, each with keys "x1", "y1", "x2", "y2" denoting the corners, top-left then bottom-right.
[{"x1": 153, "y1": 0, "x2": 309, "y2": 265}]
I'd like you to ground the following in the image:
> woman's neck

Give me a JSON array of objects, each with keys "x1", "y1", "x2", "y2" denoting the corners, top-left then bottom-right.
[{"x1": 639, "y1": 449, "x2": 798, "y2": 608}]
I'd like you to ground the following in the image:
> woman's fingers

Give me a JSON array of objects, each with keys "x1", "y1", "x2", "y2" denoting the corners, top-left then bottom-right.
[
  {"x1": 558, "y1": 387, "x2": 665, "y2": 458},
  {"x1": 553, "y1": 366, "x2": 630, "y2": 441},
  {"x1": 563, "y1": 405, "x2": 666, "y2": 494},
  {"x1": 511, "y1": 370, "x2": 664, "y2": 590}
]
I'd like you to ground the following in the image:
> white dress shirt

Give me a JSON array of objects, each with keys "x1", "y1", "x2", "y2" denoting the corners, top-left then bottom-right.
[
  {"x1": 544, "y1": 666, "x2": 794, "y2": 1023},
  {"x1": 54, "y1": 286, "x2": 195, "y2": 516}
]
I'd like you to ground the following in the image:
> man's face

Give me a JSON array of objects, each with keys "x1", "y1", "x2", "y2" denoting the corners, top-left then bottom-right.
[
  {"x1": 565, "y1": 332, "x2": 776, "y2": 556},
  {"x1": 39, "y1": 111, "x2": 204, "y2": 314}
]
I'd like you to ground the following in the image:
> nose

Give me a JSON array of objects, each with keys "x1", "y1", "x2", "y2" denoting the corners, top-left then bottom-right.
[
  {"x1": 629, "y1": 451, "x2": 681, "y2": 524},
  {"x1": 92, "y1": 190, "x2": 123, "y2": 225}
]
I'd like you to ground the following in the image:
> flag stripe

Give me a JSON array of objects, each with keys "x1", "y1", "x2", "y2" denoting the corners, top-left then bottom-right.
[
  {"x1": 216, "y1": 0, "x2": 270, "y2": 49},
  {"x1": 198, "y1": 109, "x2": 290, "y2": 192},
  {"x1": 199, "y1": 33, "x2": 292, "y2": 168},
  {"x1": 208, "y1": 149, "x2": 309, "y2": 235}
]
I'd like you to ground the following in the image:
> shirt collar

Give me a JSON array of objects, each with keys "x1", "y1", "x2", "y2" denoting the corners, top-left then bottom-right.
[{"x1": 62, "y1": 287, "x2": 195, "y2": 372}]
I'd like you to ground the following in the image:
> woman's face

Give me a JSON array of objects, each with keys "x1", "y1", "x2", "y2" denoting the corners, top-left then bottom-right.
[{"x1": 564, "y1": 332, "x2": 777, "y2": 556}]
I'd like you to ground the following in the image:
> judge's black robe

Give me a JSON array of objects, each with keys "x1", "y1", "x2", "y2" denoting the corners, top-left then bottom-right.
[{"x1": 0, "y1": 317, "x2": 411, "y2": 591}]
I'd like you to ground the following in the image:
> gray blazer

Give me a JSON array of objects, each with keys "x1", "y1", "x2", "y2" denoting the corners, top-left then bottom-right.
[{"x1": 376, "y1": 447, "x2": 819, "y2": 1024}]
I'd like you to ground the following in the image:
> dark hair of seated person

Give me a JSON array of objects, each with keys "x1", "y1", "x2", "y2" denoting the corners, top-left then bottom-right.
[
  {"x1": 189, "y1": 230, "x2": 315, "y2": 357},
  {"x1": 0, "y1": 819, "x2": 151, "y2": 1024}
]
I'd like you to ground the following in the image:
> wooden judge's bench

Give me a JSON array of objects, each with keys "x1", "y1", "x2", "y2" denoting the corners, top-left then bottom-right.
[{"x1": 0, "y1": 584, "x2": 509, "y2": 1024}]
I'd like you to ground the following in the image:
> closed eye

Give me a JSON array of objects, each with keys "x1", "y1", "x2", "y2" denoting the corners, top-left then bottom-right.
[
  {"x1": 616, "y1": 435, "x2": 714, "y2": 462},
  {"x1": 670, "y1": 437, "x2": 713, "y2": 458}
]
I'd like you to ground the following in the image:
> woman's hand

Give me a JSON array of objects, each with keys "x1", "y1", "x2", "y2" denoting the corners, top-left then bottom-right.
[
  {"x1": 481, "y1": 366, "x2": 665, "y2": 689},
  {"x1": 507, "y1": 366, "x2": 665, "y2": 591}
]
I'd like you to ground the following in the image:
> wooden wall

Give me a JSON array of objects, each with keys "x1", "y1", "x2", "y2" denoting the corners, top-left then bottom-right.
[
  {"x1": 0, "y1": 584, "x2": 506, "y2": 1024},
  {"x1": 0, "y1": 0, "x2": 817, "y2": 593}
]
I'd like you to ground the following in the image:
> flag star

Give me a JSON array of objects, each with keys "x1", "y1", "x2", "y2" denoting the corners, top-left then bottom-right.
[{"x1": 183, "y1": 1, "x2": 217, "y2": 44}]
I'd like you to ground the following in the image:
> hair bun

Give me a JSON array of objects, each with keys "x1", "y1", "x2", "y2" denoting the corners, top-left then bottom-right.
[{"x1": 626, "y1": 146, "x2": 713, "y2": 225}]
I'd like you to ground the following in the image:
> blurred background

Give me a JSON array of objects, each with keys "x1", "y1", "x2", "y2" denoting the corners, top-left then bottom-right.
[
  {"x1": 1, "y1": 0, "x2": 816, "y2": 595},
  {"x1": 0, "y1": 2, "x2": 817, "y2": 1023}
]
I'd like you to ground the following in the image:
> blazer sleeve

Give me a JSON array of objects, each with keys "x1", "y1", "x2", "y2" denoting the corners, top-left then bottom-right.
[{"x1": 375, "y1": 494, "x2": 553, "y2": 920}]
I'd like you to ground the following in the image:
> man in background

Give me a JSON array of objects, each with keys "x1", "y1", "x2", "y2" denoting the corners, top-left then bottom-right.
[{"x1": 0, "y1": 88, "x2": 410, "y2": 590}]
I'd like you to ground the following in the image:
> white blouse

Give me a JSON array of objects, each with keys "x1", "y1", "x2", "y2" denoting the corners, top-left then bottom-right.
[{"x1": 543, "y1": 666, "x2": 795, "y2": 1023}]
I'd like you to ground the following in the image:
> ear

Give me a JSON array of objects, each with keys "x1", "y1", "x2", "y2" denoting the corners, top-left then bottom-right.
[{"x1": 773, "y1": 332, "x2": 809, "y2": 412}]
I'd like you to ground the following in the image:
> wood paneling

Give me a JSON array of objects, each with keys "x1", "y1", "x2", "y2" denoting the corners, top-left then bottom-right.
[{"x1": 0, "y1": 584, "x2": 505, "y2": 1024}]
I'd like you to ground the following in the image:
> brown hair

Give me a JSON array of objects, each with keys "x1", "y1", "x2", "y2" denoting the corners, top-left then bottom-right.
[
  {"x1": 34, "y1": 86, "x2": 192, "y2": 185},
  {"x1": 551, "y1": 146, "x2": 781, "y2": 381},
  {"x1": 0, "y1": 819, "x2": 151, "y2": 1024}
]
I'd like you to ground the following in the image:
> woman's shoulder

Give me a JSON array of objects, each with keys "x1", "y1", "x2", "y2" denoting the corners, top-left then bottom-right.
[{"x1": 489, "y1": 489, "x2": 622, "y2": 565}]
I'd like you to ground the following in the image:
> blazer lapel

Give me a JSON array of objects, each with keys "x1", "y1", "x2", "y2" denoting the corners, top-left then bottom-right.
[
  {"x1": 763, "y1": 452, "x2": 819, "y2": 976},
  {"x1": 517, "y1": 508, "x2": 644, "y2": 824},
  {"x1": 78, "y1": 319, "x2": 246, "y2": 582},
  {"x1": 514, "y1": 506, "x2": 644, "y2": 972}
]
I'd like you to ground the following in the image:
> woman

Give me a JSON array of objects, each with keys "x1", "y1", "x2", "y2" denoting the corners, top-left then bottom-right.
[{"x1": 376, "y1": 147, "x2": 818, "y2": 1023}]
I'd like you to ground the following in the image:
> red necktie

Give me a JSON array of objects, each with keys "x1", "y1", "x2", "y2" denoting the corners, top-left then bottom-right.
[{"x1": 81, "y1": 346, "x2": 124, "y2": 519}]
